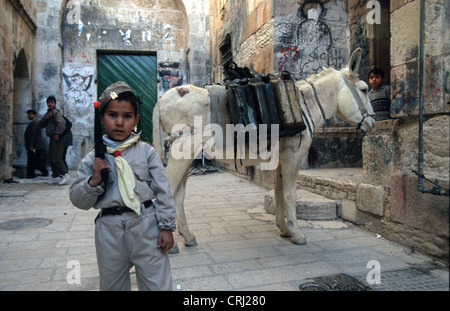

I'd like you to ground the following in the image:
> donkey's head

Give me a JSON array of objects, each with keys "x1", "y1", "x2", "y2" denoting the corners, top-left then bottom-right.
[{"x1": 337, "y1": 48, "x2": 376, "y2": 134}]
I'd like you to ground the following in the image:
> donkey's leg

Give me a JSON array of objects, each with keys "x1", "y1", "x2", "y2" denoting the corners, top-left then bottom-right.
[
  {"x1": 279, "y1": 138, "x2": 307, "y2": 245},
  {"x1": 280, "y1": 162, "x2": 306, "y2": 245},
  {"x1": 275, "y1": 164, "x2": 290, "y2": 237},
  {"x1": 165, "y1": 155, "x2": 196, "y2": 249}
]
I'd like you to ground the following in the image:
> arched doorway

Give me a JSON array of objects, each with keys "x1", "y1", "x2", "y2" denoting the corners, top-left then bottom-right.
[
  {"x1": 12, "y1": 49, "x2": 33, "y2": 177},
  {"x1": 60, "y1": 0, "x2": 189, "y2": 168}
]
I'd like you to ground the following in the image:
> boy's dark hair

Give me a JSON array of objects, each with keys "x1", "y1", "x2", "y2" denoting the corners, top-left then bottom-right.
[
  {"x1": 100, "y1": 91, "x2": 139, "y2": 116},
  {"x1": 369, "y1": 68, "x2": 385, "y2": 78},
  {"x1": 46, "y1": 95, "x2": 56, "y2": 103}
]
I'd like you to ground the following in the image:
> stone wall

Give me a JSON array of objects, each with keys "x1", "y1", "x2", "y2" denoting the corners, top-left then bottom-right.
[
  {"x1": 1, "y1": 0, "x2": 37, "y2": 180},
  {"x1": 59, "y1": 0, "x2": 191, "y2": 168},
  {"x1": 273, "y1": 0, "x2": 349, "y2": 80},
  {"x1": 2, "y1": 0, "x2": 209, "y2": 178},
  {"x1": 209, "y1": 0, "x2": 275, "y2": 81},
  {"x1": 208, "y1": 0, "x2": 449, "y2": 260},
  {"x1": 209, "y1": 0, "x2": 363, "y2": 171},
  {"x1": 361, "y1": 117, "x2": 449, "y2": 259},
  {"x1": 390, "y1": 0, "x2": 449, "y2": 118},
  {"x1": 209, "y1": 0, "x2": 351, "y2": 81},
  {"x1": 29, "y1": 0, "x2": 209, "y2": 170},
  {"x1": 358, "y1": 0, "x2": 450, "y2": 259}
]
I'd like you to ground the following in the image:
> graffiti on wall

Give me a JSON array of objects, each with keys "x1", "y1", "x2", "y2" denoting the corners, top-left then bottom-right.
[
  {"x1": 348, "y1": 13, "x2": 370, "y2": 72},
  {"x1": 62, "y1": 62, "x2": 95, "y2": 130},
  {"x1": 61, "y1": 62, "x2": 97, "y2": 169},
  {"x1": 391, "y1": 63, "x2": 419, "y2": 116},
  {"x1": 62, "y1": 63, "x2": 94, "y2": 111},
  {"x1": 425, "y1": 56, "x2": 447, "y2": 109},
  {"x1": 66, "y1": 2, "x2": 175, "y2": 48},
  {"x1": 158, "y1": 62, "x2": 184, "y2": 93},
  {"x1": 276, "y1": 1, "x2": 347, "y2": 79},
  {"x1": 278, "y1": 45, "x2": 299, "y2": 74}
]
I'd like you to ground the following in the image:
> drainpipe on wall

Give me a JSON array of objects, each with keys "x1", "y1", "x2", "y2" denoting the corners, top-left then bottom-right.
[{"x1": 416, "y1": 0, "x2": 449, "y2": 196}]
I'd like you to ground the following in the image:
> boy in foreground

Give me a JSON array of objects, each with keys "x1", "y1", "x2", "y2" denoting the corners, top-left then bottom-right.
[{"x1": 69, "y1": 81, "x2": 176, "y2": 291}]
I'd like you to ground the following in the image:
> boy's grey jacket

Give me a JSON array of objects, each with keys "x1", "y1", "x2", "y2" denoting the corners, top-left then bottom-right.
[
  {"x1": 69, "y1": 140, "x2": 176, "y2": 231},
  {"x1": 39, "y1": 108, "x2": 66, "y2": 137}
]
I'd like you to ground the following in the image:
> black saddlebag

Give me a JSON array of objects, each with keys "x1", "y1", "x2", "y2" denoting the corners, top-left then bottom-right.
[{"x1": 226, "y1": 78, "x2": 260, "y2": 128}]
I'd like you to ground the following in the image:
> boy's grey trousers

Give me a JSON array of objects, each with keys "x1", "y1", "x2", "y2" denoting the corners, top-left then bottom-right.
[{"x1": 95, "y1": 205, "x2": 173, "y2": 291}]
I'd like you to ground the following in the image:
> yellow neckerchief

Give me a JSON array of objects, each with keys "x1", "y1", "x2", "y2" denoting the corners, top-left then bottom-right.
[{"x1": 106, "y1": 134, "x2": 141, "y2": 214}]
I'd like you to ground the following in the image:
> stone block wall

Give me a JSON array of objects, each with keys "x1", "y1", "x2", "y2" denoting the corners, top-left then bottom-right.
[
  {"x1": 390, "y1": 0, "x2": 449, "y2": 118},
  {"x1": 362, "y1": 116, "x2": 449, "y2": 259},
  {"x1": 209, "y1": 0, "x2": 274, "y2": 82},
  {"x1": 208, "y1": 0, "x2": 449, "y2": 260},
  {"x1": 333, "y1": 0, "x2": 450, "y2": 260},
  {"x1": 1, "y1": 0, "x2": 37, "y2": 180}
]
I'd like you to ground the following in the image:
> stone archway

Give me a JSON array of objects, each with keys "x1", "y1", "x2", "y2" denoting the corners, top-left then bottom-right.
[
  {"x1": 60, "y1": 0, "x2": 190, "y2": 169},
  {"x1": 12, "y1": 49, "x2": 32, "y2": 177}
]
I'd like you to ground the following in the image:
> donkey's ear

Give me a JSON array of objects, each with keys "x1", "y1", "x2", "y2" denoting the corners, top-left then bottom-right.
[{"x1": 348, "y1": 48, "x2": 362, "y2": 76}]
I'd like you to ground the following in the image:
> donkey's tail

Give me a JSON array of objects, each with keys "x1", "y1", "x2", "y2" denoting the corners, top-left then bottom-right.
[{"x1": 152, "y1": 101, "x2": 164, "y2": 162}]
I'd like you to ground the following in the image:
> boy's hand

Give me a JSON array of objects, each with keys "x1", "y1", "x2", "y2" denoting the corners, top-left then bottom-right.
[
  {"x1": 89, "y1": 158, "x2": 110, "y2": 186},
  {"x1": 157, "y1": 229, "x2": 174, "y2": 253}
]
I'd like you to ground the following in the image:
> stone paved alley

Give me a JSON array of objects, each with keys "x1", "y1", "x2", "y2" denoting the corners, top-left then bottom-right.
[{"x1": 0, "y1": 171, "x2": 448, "y2": 291}]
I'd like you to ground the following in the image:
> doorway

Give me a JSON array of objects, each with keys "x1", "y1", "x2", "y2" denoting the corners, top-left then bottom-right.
[
  {"x1": 97, "y1": 53, "x2": 157, "y2": 143},
  {"x1": 12, "y1": 49, "x2": 32, "y2": 177}
]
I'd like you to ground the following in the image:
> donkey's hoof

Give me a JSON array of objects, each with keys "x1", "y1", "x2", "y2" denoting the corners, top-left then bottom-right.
[
  {"x1": 184, "y1": 237, "x2": 197, "y2": 247},
  {"x1": 292, "y1": 234, "x2": 307, "y2": 245},
  {"x1": 169, "y1": 243, "x2": 180, "y2": 254}
]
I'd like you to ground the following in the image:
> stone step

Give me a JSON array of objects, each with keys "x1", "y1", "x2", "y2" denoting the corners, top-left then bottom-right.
[
  {"x1": 264, "y1": 189, "x2": 338, "y2": 220},
  {"x1": 297, "y1": 168, "x2": 363, "y2": 201}
]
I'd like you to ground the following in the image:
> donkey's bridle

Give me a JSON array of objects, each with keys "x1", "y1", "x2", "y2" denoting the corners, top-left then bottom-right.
[
  {"x1": 342, "y1": 76, "x2": 375, "y2": 135},
  {"x1": 303, "y1": 76, "x2": 374, "y2": 137}
]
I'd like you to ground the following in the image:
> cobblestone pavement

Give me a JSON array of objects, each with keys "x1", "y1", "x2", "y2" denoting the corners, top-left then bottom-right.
[{"x1": 0, "y1": 171, "x2": 448, "y2": 291}]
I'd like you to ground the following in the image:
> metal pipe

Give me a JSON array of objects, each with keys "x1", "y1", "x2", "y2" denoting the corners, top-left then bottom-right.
[{"x1": 417, "y1": 0, "x2": 425, "y2": 192}]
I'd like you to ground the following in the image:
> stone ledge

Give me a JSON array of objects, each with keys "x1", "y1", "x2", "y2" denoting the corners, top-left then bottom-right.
[{"x1": 297, "y1": 168, "x2": 362, "y2": 201}]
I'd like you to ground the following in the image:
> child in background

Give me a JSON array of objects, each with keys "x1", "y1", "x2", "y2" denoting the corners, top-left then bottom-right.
[
  {"x1": 368, "y1": 68, "x2": 391, "y2": 121},
  {"x1": 69, "y1": 81, "x2": 176, "y2": 291}
]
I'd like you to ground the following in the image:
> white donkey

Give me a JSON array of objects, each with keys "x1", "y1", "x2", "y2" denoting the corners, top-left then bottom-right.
[{"x1": 152, "y1": 48, "x2": 375, "y2": 251}]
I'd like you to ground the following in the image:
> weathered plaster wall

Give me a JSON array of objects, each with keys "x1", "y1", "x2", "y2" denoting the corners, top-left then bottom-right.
[
  {"x1": 273, "y1": 0, "x2": 349, "y2": 80},
  {"x1": 28, "y1": 0, "x2": 209, "y2": 170},
  {"x1": 59, "y1": 0, "x2": 191, "y2": 168},
  {"x1": 210, "y1": 0, "x2": 351, "y2": 81}
]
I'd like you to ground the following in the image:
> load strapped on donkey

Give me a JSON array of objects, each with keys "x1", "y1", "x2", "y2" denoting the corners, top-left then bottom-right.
[{"x1": 223, "y1": 61, "x2": 307, "y2": 141}]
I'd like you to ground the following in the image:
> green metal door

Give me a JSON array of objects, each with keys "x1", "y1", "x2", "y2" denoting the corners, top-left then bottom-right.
[{"x1": 97, "y1": 53, "x2": 157, "y2": 143}]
